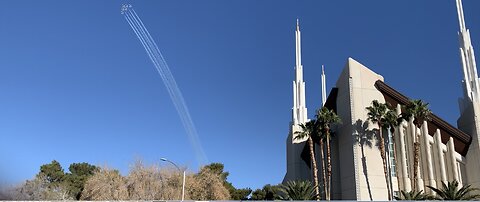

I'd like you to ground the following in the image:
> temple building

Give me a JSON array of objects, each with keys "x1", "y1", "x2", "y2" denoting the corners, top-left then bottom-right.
[{"x1": 283, "y1": 0, "x2": 480, "y2": 200}]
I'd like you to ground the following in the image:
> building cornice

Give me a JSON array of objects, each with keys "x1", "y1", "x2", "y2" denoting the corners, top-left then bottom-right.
[{"x1": 374, "y1": 80, "x2": 472, "y2": 156}]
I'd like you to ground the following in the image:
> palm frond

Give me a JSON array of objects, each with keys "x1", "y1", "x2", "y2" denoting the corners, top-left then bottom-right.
[
  {"x1": 315, "y1": 107, "x2": 341, "y2": 137},
  {"x1": 278, "y1": 180, "x2": 318, "y2": 200},
  {"x1": 402, "y1": 99, "x2": 432, "y2": 127},
  {"x1": 395, "y1": 190, "x2": 432, "y2": 200},
  {"x1": 427, "y1": 180, "x2": 480, "y2": 200},
  {"x1": 293, "y1": 121, "x2": 316, "y2": 141}
]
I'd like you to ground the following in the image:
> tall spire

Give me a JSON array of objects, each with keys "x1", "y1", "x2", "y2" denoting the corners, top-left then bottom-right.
[
  {"x1": 292, "y1": 19, "x2": 308, "y2": 125},
  {"x1": 456, "y1": 0, "x2": 466, "y2": 31},
  {"x1": 295, "y1": 19, "x2": 302, "y2": 76},
  {"x1": 457, "y1": 0, "x2": 479, "y2": 110},
  {"x1": 321, "y1": 65, "x2": 327, "y2": 106}
]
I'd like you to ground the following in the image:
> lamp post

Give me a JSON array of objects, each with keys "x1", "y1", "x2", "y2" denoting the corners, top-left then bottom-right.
[{"x1": 161, "y1": 158, "x2": 185, "y2": 201}]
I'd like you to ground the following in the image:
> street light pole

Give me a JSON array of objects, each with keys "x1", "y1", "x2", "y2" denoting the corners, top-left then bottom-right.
[
  {"x1": 181, "y1": 170, "x2": 185, "y2": 201},
  {"x1": 161, "y1": 158, "x2": 185, "y2": 201}
]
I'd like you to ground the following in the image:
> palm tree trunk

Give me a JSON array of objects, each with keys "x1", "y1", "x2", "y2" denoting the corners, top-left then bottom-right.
[
  {"x1": 413, "y1": 130, "x2": 420, "y2": 191},
  {"x1": 378, "y1": 125, "x2": 392, "y2": 200},
  {"x1": 308, "y1": 138, "x2": 320, "y2": 200},
  {"x1": 320, "y1": 140, "x2": 327, "y2": 199},
  {"x1": 391, "y1": 128, "x2": 400, "y2": 198},
  {"x1": 326, "y1": 132, "x2": 332, "y2": 201}
]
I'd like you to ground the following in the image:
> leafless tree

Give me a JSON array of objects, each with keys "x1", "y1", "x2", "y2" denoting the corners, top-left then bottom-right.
[
  {"x1": 126, "y1": 160, "x2": 164, "y2": 200},
  {"x1": 186, "y1": 167, "x2": 230, "y2": 200},
  {"x1": 13, "y1": 175, "x2": 71, "y2": 200},
  {"x1": 80, "y1": 167, "x2": 129, "y2": 200}
]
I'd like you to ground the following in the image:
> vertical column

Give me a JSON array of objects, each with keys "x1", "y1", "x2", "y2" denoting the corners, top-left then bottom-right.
[
  {"x1": 409, "y1": 120, "x2": 423, "y2": 190},
  {"x1": 422, "y1": 121, "x2": 435, "y2": 189},
  {"x1": 435, "y1": 131, "x2": 448, "y2": 184},
  {"x1": 448, "y1": 137, "x2": 460, "y2": 182},
  {"x1": 399, "y1": 123, "x2": 410, "y2": 191}
]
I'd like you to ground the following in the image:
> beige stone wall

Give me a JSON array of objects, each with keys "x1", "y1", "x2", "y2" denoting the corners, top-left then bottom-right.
[
  {"x1": 285, "y1": 57, "x2": 470, "y2": 200},
  {"x1": 340, "y1": 58, "x2": 387, "y2": 200},
  {"x1": 333, "y1": 58, "x2": 467, "y2": 200},
  {"x1": 458, "y1": 100, "x2": 480, "y2": 188}
]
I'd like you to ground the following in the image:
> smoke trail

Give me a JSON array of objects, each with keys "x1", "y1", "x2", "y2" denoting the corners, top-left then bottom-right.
[{"x1": 121, "y1": 5, "x2": 208, "y2": 165}]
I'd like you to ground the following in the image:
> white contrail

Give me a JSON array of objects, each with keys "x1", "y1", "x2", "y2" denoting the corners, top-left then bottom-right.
[
  {"x1": 124, "y1": 10, "x2": 205, "y2": 164},
  {"x1": 122, "y1": 5, "x2": 208, "y2": 165},
  {"x1": 124, "y1": 10, "x2": 207, "y2": 165}
]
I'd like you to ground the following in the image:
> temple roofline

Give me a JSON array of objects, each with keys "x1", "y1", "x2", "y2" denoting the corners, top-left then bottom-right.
[{"x1": 374, "y1": 80, "x2": 472, "y2": 155}]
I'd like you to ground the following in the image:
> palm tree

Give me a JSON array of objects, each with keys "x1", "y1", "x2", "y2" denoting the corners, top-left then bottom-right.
[
  {"x1": 394, "y1": 190, "x2": 433, "y2": 200},
  {"x1": 366, "y1": 100, "x2": 392, "y2": 200},
  {"x1": 316, "y1": 124, "x2": 327, "y2": 199},
  {"x1": 278, "y1": 180, "x2": 318, "y2": 200},
  {"x1": 384, "y1": 106, "x2": 400, "y2": 136},
  {"x1": 384, "y1": 105, "x2": 401, "y2": 198},
  {"x1": 293, "y1": 121, "x2": 320, "y2": 200},
  {"x1": 315, "y1": 107, "x2": 341, "y2": 200},
  {"x1": 427, "y1": 180, "x2": 480, "y2": 200},
  {"x1": 403, "y1": 99, "x2": 431, "y2": 191}
]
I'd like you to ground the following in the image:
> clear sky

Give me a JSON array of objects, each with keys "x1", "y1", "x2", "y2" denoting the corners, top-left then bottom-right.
[{"x1": 1, "y1": 1, "x2": 479, "y2": 190}]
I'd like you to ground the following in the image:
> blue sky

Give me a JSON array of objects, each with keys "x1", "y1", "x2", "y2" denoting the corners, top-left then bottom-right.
[{"x1": 1, "y1": 1, "x2": 479, "y2": 190}]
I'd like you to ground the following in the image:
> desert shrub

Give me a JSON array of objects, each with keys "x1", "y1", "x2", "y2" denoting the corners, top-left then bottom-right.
[
  {"x1": 186, "y1": 166, "x2": 230, "y2": 200},
  {"x1": 80, "y1": 168, "x2": 128, "y2": 200},
  {"x1": 13, "y1": 174, "x2": 71, "y2": 200}
]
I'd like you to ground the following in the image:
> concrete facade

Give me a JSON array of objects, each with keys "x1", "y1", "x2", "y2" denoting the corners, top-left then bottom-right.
[
  {"x1": 328, "y1": 58, "x2": 471, "y2": 199},
  {"x1": 283, "y1": 1, "x2": 480, "y2": 199},
  {"x1": 334, "y1": 58, "x2": 386, "y2": 200},
  {"x1": 285, "y1": 57, "x2": 473, "y2": 200}
]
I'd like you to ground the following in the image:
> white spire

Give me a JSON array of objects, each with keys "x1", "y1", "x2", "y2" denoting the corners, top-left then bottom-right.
[
  {"x1": 456, "y1": 0, "x2": 466, "y2": 31},
  {"x1": 295, "y1": 19, "x2": 302, "y2": 75},
  {"x1": 457, "y1": 0, "x2": 480, "y2": 106},
  {"x1": 321, "y1": 65, "x2": 327, "y2": 106},
  {"x1": 292, "y1": 19, "x2": 308, "y2": 125}
]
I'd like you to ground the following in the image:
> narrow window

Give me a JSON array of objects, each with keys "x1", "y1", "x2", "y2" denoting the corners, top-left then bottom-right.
[
  {"x1": 388, "y1": 130, "x2": 396, "y2": 177},
  {"x1": 403, "y1": 133, "x2": 410, "y2": 178}
]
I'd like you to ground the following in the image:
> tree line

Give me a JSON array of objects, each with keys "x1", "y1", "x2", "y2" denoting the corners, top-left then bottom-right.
[
  {"x1": 1, "y1": 160, "x2": 256, "y2": 200},
  {"x1": 0, "y1": 160, "x2": 325, "y2": 201}
]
